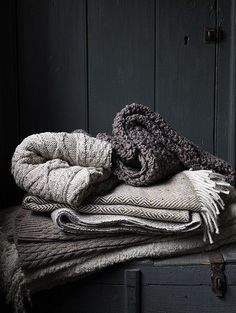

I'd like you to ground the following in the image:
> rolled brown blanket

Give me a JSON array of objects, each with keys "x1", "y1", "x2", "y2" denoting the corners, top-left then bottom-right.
[{"x1": 98, "y1": 103, "x2": 235, "y2": 186}]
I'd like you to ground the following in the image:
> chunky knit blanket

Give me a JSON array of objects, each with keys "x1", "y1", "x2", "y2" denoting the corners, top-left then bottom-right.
[
  {"x1": 11, "y1": 132, "x2": 117, "y2": 206},
  {"x1": 2, "y1": 204, "x2": 236, "y2": 312},
  {"x1": 23, "y1": 170, "x2": 233, "y2": 243},
  {"x1": 98, "y1": 103, "x2": 235, "y2": 186}
]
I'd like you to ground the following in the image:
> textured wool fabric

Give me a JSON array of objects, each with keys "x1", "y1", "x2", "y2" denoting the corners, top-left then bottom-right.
[
  {"x1": 0, "y1": 208, "x2": 29, "y2": 312},
  {"x1": 23, "y1": 196, "x2": 200, "y2": 235},
  {"x1": 11, "y1": 132, "x2": 116, "y2": 206},
  {"x1": 51, "y1": 208, "x2": 201, "y2": 235},
  {"x1": 97, "y1": 103, "x2": 235, "y2": 186},
  {"x1": 22, "y1": 174, "x2": 119, "y2": 214},
  {"x1": 14, "y1": 209, "x2": 153, "y2": 270},
  {"x1": 23, "y1": 170, "x2": 233, "y2": 243},
  {"x1": 2, "y1": 204, "x2": 236, "y2": 312},
  {"x1": 24, "y1": 195, "x2": 190, "y2": 222}
]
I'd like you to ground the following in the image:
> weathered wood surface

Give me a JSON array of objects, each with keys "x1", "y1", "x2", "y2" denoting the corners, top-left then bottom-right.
[
  {"x1": 17, "y1": 0, "x2": 88, "y2": 138},
  {"x1": 87, "y1": 0, "x2": 155, "y2": 135},
  {"x1": 142, "y1": 285, "x2": 236, "y2": 313},
  {"x1": 155, "y1": 0, "x2": 216, "y2": 152},
  {"x1": 215, "y1": 0, "x2": 236, "y2": 165},
  {"x1": 124, "y1": 269, "x2": 140, "y2": 313},
  {"x1": 0, "y1": 0, "x2": 21, "y2": 209},
  {"x1": 29, "y1": 252, "x2": 236, "y2": 313},
  {"x1": 2, "y1": 0, "x2": 236, "y2": 207}
]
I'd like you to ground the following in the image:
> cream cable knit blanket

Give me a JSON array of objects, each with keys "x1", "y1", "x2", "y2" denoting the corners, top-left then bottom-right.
[{"x1": 11, "y1": 132, "x2": 116, "y2": 206}]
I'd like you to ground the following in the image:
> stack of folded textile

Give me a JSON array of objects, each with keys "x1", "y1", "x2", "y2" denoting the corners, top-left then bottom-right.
[{"x1": 1, "y1": 103, "x2": 236, "y2": 312}]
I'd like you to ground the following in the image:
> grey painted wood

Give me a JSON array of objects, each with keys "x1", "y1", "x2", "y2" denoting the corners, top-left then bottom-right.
[
  {"x1": 17, "y1": 0, "x2": 88, "y2": 139},
  {"x1": 124, "y1": 269, "x2": 140, "y2": 313},
  {"x1": 29, "y1": 258, "x2": 236, "y2": 313},
  {"x1": 215, "y1": 0, "x2": 236, "y2": 168},
  {"x1": 88, "y1": 262, "x2": 234, "y2": 286},
  {"x1": 87, "y1": 0, "x2": 155, "y2": 135},
  {"x1": 0, "y1": 0, "x2": 22, "y2": 208},
  {"x1": 2, "y1": 0, "x2": 236, "y2": 208},
  {"x1": 142, "y1": 265, "x2": 211, "y2": 285},
  {"x1": 142, "y1": 285, "x2": 236, "y2": 313},
  {"x1": 32, "y1": 279, "x2": 124, "y2": 313},
  {"x1": 155, "y1": 0, "x2": 216, "y2": 152}
]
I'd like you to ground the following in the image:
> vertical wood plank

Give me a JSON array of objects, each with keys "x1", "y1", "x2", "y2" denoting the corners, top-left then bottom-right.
[
  {"x1": 124, "y1": 269, "x2": 141, "y2": 313},
  {"x1": 17, "y1": 0, "x2": 88, "y2": 138},
  {"x1": 87, "y1": 0, "x2": 155, "y2": 135},
  {"x1": 215, "y1": 0, "x2": 236, "y2": 168},
  {"x1": 0, "y1": 0, "x2": 21, "y2": 208},
  {"x1": 156, "y1": 0, "x2": 216, "y2": 153}
]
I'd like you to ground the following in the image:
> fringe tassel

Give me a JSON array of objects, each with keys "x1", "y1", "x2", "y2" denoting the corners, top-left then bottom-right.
[{"x1": 185, "y1": 169, "x2": 231, "y2": 244}]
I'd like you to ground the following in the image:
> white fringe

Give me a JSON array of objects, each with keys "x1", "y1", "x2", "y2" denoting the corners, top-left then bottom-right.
[{"x1": 185, "y1": 169, "x2": 231, "y2": 244}]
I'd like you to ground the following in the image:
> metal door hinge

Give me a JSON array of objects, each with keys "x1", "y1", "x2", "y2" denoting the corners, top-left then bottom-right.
[
  {"x1": 205, "y1": 27, "x2": 224, "y2": 43},
  {"x1": 209, "y1": 253, "x2": 226, "y2": 297}
]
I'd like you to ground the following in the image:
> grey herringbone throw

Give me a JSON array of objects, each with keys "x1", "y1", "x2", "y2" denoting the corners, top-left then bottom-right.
[
  {"x1": 24, "y1": 170, "x2": 233, "y2": 243},
  {"x1": 11, "y1": 131, "x2": 117, "y2": 206},
  {"x1": 98, "y1": 103, "x2": 235, "y2": 186}
]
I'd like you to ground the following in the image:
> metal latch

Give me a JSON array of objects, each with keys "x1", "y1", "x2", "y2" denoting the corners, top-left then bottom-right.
[
  {"x1": 205, "y1": 27, "x2": 224, "y2": 43},
  {"x1": 209, "y1": 253, "x2": 226, "y2": 297}
]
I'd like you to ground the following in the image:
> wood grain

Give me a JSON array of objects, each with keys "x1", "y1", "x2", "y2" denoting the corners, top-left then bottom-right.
[
  {"x1": 155, "y1": 0, "x2": 216, "y2": 152},
  {"x1": 17, "y1": 0, "x2": 88, "y2": 138},
  {"x1": 87, "y1": 0, "x2": 155, "y2": 135}
]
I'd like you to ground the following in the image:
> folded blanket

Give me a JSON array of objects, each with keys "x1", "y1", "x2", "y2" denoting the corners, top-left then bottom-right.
[
  {"x1": 14, "y1": 209, "x2": 153, "y2": 271},
  {"x1": 97, "y1": 103, "x2": 235, "y2": 185},
  {"x1": 2, "y1": 203, "x2": 236, "y2": 312},
  {"x1": 51, "y1": 208, "x2": 202, "y2": 235},
  {"x1": 11, "y1": 132, "x2": 117, "y2": 206},
  {"x1": 0, "y1": 206, "x2": 153, "y2": 311},
  {"x1": 24, "y1": 170, "x2": 233, "y2": 243}
]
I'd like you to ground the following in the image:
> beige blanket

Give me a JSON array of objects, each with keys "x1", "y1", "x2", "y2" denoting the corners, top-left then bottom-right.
[
  {"x1": 23, "y1": 170, "x2": 233, "y2": 243},
  {"x1": 11, "y1": 131, "x2": 117, "y2": 206}
]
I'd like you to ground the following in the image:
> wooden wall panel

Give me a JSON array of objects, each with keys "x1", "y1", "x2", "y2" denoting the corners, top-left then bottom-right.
[
  {"x1": 155, "y1": 0, "x2": 216, "y2": 153},
  {"x1": 17, "y1": 0, "x2": 88, "y2": 139},
  {"x1": 1, "y1": 0, "x2": 236, "y2": 208},
  {"x1": 0, "y1": 0, "x2": 21, "y2": 208},
  {"x1": 87, "y1": 0, "x2": 155, "y2": 135},
  {"x1": 216, "y1": 0, "x2": 236, "y2": 167},
  {"x1": 143, "y1": 285, "x2": 236, "y2": 313}
]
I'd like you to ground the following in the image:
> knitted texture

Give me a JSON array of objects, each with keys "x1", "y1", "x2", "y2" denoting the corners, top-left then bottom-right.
[
  {"x1": 24, "y1": 170, "x2": 234, "y2": 243},
  {"x1": 98, "y1": 103, "x2": 235, "y2": 186},
  {"x1": 14, "y1": 208, "x2": 153, "y2": 270},
  {"x1": 2, "y1": 204, "x2": 236, "y2": 312},
  {"x1": 0, "y1": 208, "x2": 29, "y2": 312},
  {"x1": 11, "y1": 132, "x2": 115, "y2": 206},
  {"x1": 23, "y1": 170, "x2": 196, "y2": 218}
]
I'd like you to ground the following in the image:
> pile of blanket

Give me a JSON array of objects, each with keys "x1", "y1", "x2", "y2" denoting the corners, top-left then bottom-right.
[{"x1": 1, "y1": 103, "x2": 236, "y2": 312}]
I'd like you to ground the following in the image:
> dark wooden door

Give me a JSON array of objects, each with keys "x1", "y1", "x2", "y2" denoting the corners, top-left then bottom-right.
[
  {"x1": 156, "y1": 0, "x2": 216, "y2": 152},
  {"x1": 88, "y1": 0, "x2": 216, "y2": 153},
  {"x1": 1, "y1": 0, "x2": 236, "y2": 208}
]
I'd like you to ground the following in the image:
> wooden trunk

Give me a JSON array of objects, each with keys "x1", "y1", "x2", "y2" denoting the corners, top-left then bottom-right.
[{"x1": 28, "y1": 244, "x2": 236, "y2": 313}]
